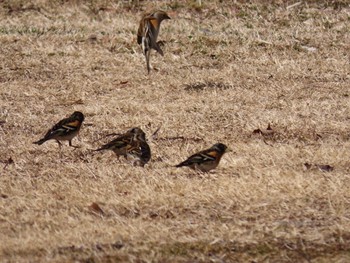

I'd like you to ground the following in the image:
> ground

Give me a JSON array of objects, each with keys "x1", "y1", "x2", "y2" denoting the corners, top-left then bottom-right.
[{"x1": 0, "y1": 0, "x2": 350, "y2": 262}]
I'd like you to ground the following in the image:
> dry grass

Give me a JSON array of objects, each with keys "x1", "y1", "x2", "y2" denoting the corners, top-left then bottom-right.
[{"x1": 1, "y1": 0, "x2": 350, "y2": 262}]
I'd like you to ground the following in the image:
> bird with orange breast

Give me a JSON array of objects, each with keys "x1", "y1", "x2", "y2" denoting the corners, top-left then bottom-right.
[
  {"x1": 33, "y1": 111, "x2": 84, "y2": 148},
  {"x1": 175, "y1": 143, "x2": 230, "y2": 172},
  {"x1": 137, "y1": 10, "x2": 171, "y2": 73}
]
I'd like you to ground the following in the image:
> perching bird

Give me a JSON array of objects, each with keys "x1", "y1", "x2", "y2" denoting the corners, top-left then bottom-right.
[
  {"x1": 125, "y1": 132, "x2": 151, "y2": 167},
  {"x1": 175, "y1": 143, "x2": 230, "y2": 172},
  {"x1": 137, "y1": 10, "x2": 170, "y2": 73},
  {"x1": 33, "y1": 111, "x2": 84, "y2": 148},
  {"x1": 94, "y1": 127, "x2": 149, "y2": 162}
]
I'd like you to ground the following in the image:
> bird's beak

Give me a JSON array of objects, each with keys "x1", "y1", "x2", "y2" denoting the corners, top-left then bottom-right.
[{"x1": 166, "y1": 15, "x2": 171, "y2": 20}]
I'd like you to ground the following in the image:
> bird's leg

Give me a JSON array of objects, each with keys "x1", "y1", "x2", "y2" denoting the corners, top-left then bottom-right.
[
  {"x1": 145, "y1": 50, "x2": 151, "y2": 74},
  {"x1": 69, "y1": 140, "x2": 80, "y2": 149},
  {"x1": 56, "y1": 140, "x2": 62, "y2": 148},
  {"x1": 56, "y1": 140, "x2": 63, "y2": 159}
]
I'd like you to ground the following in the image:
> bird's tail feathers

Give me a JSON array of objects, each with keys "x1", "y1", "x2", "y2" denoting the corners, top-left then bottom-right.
[
  {"x1": 93, "y1": 147, "x2": 104, "y2": 152},
  {"x1": 156, "y1": 46, "x2": 164, "y2": 56},
  {"x1": 33, "y1": 139, "x2": 46, "y2": 145},
  {"x1": 155, "y1": 43, "x2": 164, "y2": 56}
]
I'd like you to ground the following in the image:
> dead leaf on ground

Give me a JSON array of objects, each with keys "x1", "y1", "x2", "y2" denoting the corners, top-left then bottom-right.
[
  {"x1": 111, "y1": 241, "x2": 124, "y2": 249},
  {"x1": 303, "y1": 162, "x2": 313, "y2": 170},
  {"x1": 88, "y1": 34, "x2": 98, "y2": 42},
  {"x1": 317, "y1": 164, "x2": 334, "y2": 172},
  {"x1": 95, "y1": 243, "x2": 103, "y2": 251},
  {"x1": 88, "y1": 202, "x2": 105, "y2": 216},
  {"x1": 252, "y1": 128, "x2": 264, "y2": 135},
  {"x1": 149, "y1": 212, "x2": 159, "y2": 219}
]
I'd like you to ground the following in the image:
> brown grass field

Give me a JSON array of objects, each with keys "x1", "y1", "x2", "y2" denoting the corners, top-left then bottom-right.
[{"x1": 1, "y1": 0, "x2": 350, "y2": 262}]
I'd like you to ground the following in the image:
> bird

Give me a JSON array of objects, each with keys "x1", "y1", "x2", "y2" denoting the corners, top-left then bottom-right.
[
  {"x1": 137, "y1": 10, "x2": 171, "y2": 73},
  {"x1": 125, "y1": 132, "x2": 151, "y2": 167},
  {"x1": 33, "y1": 111, "x2": 84, "y2": 148},
  {"x1": 175, "y1": 143, "x2": 230, "y2": 172},
  {"x1": 94, "y1": 127, "x2": 150, "y2": 163}
]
